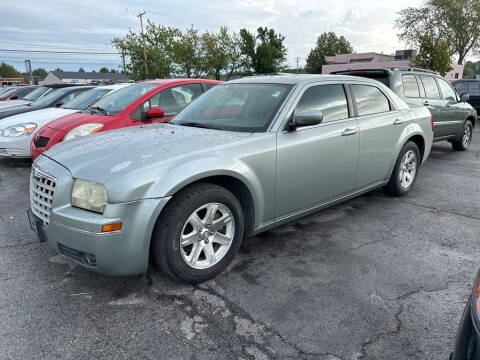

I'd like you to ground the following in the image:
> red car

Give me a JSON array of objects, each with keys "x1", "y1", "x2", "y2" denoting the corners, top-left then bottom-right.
[{"x1": 31, "y1": 79, "x2": 220, "y2": 160}]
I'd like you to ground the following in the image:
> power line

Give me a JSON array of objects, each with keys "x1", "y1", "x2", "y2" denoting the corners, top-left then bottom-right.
[{"x1": 0, "y1": 48, "x2": 119, "y2": 55}]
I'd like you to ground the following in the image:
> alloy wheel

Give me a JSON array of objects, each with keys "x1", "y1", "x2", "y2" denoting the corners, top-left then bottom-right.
[
  {"x1": 398, "y1": 150, "x2": 417, "y2": 190},
  {"x1": 180, "y1": 202, "x2": 235, "y2": 269},
  {"x1": 462, "y1": 123, "x2": 472, "y2": 148}
]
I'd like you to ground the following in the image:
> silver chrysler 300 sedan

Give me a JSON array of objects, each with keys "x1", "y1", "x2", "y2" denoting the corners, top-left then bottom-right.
[{"x1": 28, "y1": 75, "x2": 433, "y2": 283}]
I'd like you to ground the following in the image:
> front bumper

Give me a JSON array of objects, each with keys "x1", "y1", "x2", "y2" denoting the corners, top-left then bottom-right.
[
  {"x1": 0, "y1": 133, "x2": 33, "y2": 158},
  {"x1": 31, "y1": 155, "x2": 171, "y2": 276}
]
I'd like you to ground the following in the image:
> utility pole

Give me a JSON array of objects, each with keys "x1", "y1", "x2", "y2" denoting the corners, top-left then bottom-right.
[
  {"x1": 137, "y1": 11, "x2": 149, "y2": 79},
  {"x1": 295, "y1": 57, "x2": 300, "y2": 74},
  {"x1": 121, "y1": 45, "x2": 126, "y2": 74}
]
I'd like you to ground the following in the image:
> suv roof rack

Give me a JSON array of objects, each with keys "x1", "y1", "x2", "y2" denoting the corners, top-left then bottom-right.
[{"x1": 389, "y1": 67, "x2": 439, "y2": 75}]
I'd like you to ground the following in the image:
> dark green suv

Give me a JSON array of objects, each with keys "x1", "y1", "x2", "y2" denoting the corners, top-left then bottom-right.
[{"x1": 333, "y1": 68, "x2": 477, "y2": 151}]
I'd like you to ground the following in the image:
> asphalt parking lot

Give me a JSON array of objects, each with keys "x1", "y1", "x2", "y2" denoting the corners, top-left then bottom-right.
[{"x1": 1, "y1": 128, "x2": 479, "y2": 360}]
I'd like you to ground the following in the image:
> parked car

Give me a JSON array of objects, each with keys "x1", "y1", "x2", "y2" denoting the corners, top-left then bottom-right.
[
  {"x1": 451, "y1": 79, "x2": 480, "y2": 114},
  {"x1": 0, "y1": 86, "x2": 37, "y2": 101},
  {"x1": 451, "y1": 270, "x2": 480, "y2": 360},
  {"x1": 28, "y1": 74, "x2": 433, "y2": 282},
  {"x1": 0, "y1": 84, "x2": 129, "y2": 158},
  {"x1": 332, "y1": 68, "x2": 477, "y2": 151},
  {"x1": 0, "y1": 84, "x2": 83, "y2": 109},
  {"x1": 30, "y1": 79, "x2": 220, "y2": 160},
  {"x1": 0, "y1": 86, "x2": 92, "y2": 120}
]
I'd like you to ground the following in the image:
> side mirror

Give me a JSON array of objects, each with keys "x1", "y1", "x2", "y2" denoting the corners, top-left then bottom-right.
[
  {"x1": 145, "y1": 106, "x2": 165, "y2": 119},
  {"x1": 288, "y1": 109, "x2": 324, "y2": 131},
  {"x1": 460, "y1": 93, "x2": 469, "y2": 102},
  {"x1": 54, "y1": 102, "x2": 63, "y2": 107}
]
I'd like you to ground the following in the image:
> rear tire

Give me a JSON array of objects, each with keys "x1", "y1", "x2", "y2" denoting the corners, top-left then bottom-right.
[
  {"x1": 384, "y1": 141, "x2": 420, "y2": 197},
  {"x1": 151, "y1": 182, "x2": 244, "y2": 283},
  {"x1": 452, "y1": 120, "x2": 473, "y2": 151}
]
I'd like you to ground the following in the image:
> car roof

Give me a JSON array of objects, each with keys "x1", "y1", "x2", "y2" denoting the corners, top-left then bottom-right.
[
  {"x1": 96, "y1": 83, "x2": 130, "y2": 91},
  {"x1": 140, "y1": 78, "x2": 219, "y2": 85},
  {"x1": 226, "y1": 74, "x2": 382, "y2": 86}
]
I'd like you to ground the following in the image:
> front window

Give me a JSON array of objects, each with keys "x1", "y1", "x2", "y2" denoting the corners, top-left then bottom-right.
[
  {"x1": 23, "y1": 87, "x2": 50, "y2": 101},
  {"x1": 436, "y1": 78, "x2": 457, "y2": 102},
  {"x1": 172, "y1": 83, "x2": 292, "y2": 132},
  {"x1": 61, "y1": 88, "x2": 110, "y2": 110},
  {"x1": 91, "y1": 83, "x2": 157, "y2": 115}
]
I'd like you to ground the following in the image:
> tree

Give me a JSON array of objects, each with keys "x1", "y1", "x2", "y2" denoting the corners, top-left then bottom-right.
[
  {"x1": 411, "y1": 36, "x2": 453, "y2": 75},
  {"x1": 113, "y1": 21, "x2": 180, "y2": 80},
  {"x1": 172, "y1": 26, "x2": 206, "y2": 78},
  {"x1": 0, "y1": 62, "x2": 22, "y2": 77},
  {"x1": 463, "y1": 61, "x2": 480, "y2": 79},
  {"x1": 32, "y1": 68, "x2": 48, "y2": 78},
  {"x1": 305, "y1": 32, "x2": 353, "y2": 74},
  {"x1": 54, "y1": 68, "x2": 63, "y2": 72},
  {"x1": 110, "y1": 69, "x2": 118, "y2": 73},
  {"x1": 396, "y1": 0, "x2": 480, "y2": 65},
  {"x1": 78, "y1": 67, "x2": 85, "y2": 72},
  {"x1": 202, "y1": 27, "x2": 243, "y2": 80},
  {"x1": 99, "y1": 67, "x2": 109, "y2": 73},
  {"x1": 239, "y1": 27, "x2": 287, "y2": 74}
]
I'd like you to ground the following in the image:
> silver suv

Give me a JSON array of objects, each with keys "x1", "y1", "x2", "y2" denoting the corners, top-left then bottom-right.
[{"x1": 28, "y1": 75, "x2": 433, "y2": 283}]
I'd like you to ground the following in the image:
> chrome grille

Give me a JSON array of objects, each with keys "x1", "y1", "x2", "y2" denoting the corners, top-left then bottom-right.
[{"x1": 30, "y1": 168, "x2": 56, "y2": 225}]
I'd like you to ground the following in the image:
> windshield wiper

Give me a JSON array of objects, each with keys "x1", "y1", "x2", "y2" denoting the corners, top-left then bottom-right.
[
  {"x1": 87, "y1": 106, "x2": 110, "y2": 115},
  {"x1": 178, "y1": 121, "x2": 216, "y2": 129}
]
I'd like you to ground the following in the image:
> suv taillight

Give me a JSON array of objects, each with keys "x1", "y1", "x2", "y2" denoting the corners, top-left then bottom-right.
[{"x1": 431, "y1": 116, "x2": 434, "y2": 132}]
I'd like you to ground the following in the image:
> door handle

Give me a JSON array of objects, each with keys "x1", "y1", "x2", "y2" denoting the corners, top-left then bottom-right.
[
  {"x1": 393, "y1": 118, "x2": 403, "y2": 125},
  {"x1": 423, "y1": 100, "x2": 429, "y2": 106},
  {"x1": 341, "y1": 128, "x2": 357, "y2": 136}
]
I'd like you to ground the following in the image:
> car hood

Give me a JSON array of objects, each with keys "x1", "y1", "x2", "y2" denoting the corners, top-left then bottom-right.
[
  {"x1": 0, "y1": 107, "x2": 78, "y2": 130},
  {"x1": 42, "y1": 123, "x2": 252, "y2": 183},
  {"x1": 0, "y1": 104, "x2": 45, "y2": 120},
  {"x1": 0, "y1": 100, "x2": 30, "y2": 108},
  {"x1": 45, "y1": 112, "x2": 111, "y2": 131}
]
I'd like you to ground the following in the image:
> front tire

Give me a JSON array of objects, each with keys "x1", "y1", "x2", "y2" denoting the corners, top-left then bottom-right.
[
  {"x1": 452, "y1": 120, "x2": 473, "y2": 151},
  {"x1": 151, "y1": 183, "x2": 244, "y2": 283},
  {"x1": 384, "y1": 141, "x2": 420, "y2": 196}
]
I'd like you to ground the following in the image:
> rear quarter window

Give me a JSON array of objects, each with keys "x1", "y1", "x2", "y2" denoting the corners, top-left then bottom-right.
[
  {"x1": 351, "y1": 85, "x2": 391, "y2": 116},
  {"x1": 402, "y1": 75, "x2": 420, "y2": 98}
]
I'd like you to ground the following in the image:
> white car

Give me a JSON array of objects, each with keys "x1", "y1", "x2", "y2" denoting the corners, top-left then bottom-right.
[
  {"x1": 0, "y1": 86, "x2": 54, "y2": 109},
  {"x1": 0, "y1": 83, "x2": 129, "y2": 158}
]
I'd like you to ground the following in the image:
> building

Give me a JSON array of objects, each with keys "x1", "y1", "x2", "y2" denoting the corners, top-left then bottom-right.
[
  {"x1": 0, "y1": 77, "x2": 25, "y2": 86},
  {"x1": 39, "y1": 71, "x2": 129, "y2": 85},
  {"x1": 322, "y1": 50, "x2": 464, "y2": 79}
]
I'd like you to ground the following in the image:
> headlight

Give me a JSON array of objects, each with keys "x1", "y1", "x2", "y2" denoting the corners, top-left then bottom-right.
[
  {"x1": 71, "y1": 179, "x2": 107, "y2": 213},
  {"x1": 2, "y1": 123, "x2": 37, "y2": 137},
  {"x1": 63, "y1": 123, "x2": 104, "y2": 141}
]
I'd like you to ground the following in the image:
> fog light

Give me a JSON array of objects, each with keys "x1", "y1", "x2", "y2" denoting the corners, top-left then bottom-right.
[{"x1": 102, "y1": 222, "x2": 122, "y2": 232}]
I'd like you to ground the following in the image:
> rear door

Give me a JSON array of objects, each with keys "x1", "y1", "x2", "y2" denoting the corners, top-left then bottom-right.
[
  {"x1": 350, "y1": 83, "x2": 406, "y2": 188},
  {"x1": 418, "y1": 75, "x2": 446, "y2": 138},
  {"x1": 435, "y1": 77, "x2": 467, "y2": 136},
  {"x1": 275, "y1": 83, "x2": 359, "y2": 218}
]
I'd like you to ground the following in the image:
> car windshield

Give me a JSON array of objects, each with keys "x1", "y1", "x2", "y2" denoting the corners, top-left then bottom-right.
[
  {"x1": 172, "y1": 83, "x2": 292, "y2": 132},
  {"x1": 61, "y1": 88, "x2": 110, "y2": 110},
  {"x1": 0, "y1": 88, "x2": 19, "y2": 98},
  {"x1": 31, "y1": 87, "x2": 73, "y2": 107},
  {"x1": 23, "y1": 86, "x2": 50, "y2": 101},
  {"x1": 91, "y1": 83, "x2": 157, "y2": 115}
]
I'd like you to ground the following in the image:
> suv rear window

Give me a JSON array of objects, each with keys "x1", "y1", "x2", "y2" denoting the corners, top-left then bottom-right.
[
  {"x1": 419, "y1": 76, "x2": 440, "y2": 99},
  {"x1": 402, "y1": 75, "x2": 420, "y2": 98}
]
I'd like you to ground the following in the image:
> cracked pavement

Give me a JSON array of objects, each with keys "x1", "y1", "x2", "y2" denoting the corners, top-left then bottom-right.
[{"x1": 0, "y1": 128, "x2": 479, "y2": 359}]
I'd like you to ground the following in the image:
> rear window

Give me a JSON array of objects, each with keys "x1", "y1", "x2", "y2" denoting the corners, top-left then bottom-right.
[
  {"x1": 420, "y1": 76, "x2": 440, "y2": 99},
  {"x1": 469, "y1": 81, "x2": 480, "y2": 93},
  {"x1": 351, "y1": 85, "x2": 390, "y2": 116},
  {"x1": 402, "y1": 75, "x2": 420, "y2": 98},
  {"x1": 336, "y1": 71, "x2": 391, "y2": 87}
]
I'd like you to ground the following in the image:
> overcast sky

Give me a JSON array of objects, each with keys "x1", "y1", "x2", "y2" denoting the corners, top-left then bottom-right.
[{"x1": 1, "y1": 0, "x2": 476, "y2": 72}]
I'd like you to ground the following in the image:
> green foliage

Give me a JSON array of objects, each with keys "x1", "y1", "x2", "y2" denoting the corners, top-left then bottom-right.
[
  {"x1": 0, "y1": 62, "x2": 22, "y2": 78},
  {"x1": 396, "y1": 0, "x2": 480, "y2": 64},
  {"x1": 463, "y1": 61, "x2": 480, "y2": 79},
  {"x1": 78, "y1": 67, "x2": 85, "y2": 72},
  {"x1": 305, "y1": 32, "x2": 353, "y2": 74},
  {"x1": 172, "y1": 26, "x2": 206, "y2": 78},
  {"x1": 239, "y1": 27, "x2": 287, "y2": 74},
  {"x1": 99, "y1": 67, "x2": 109, "y2": 73},
  {"x1": 32, "y1": 68, "x2": 48, "y2": 78},
  {"x1": 411, "y1": 36, "x2": 453, "y2": 75}
]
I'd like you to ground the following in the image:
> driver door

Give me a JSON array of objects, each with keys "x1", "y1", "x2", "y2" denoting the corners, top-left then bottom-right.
[{"x1": 275, "y1": 83, "x2": 359, "y2": 218}]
